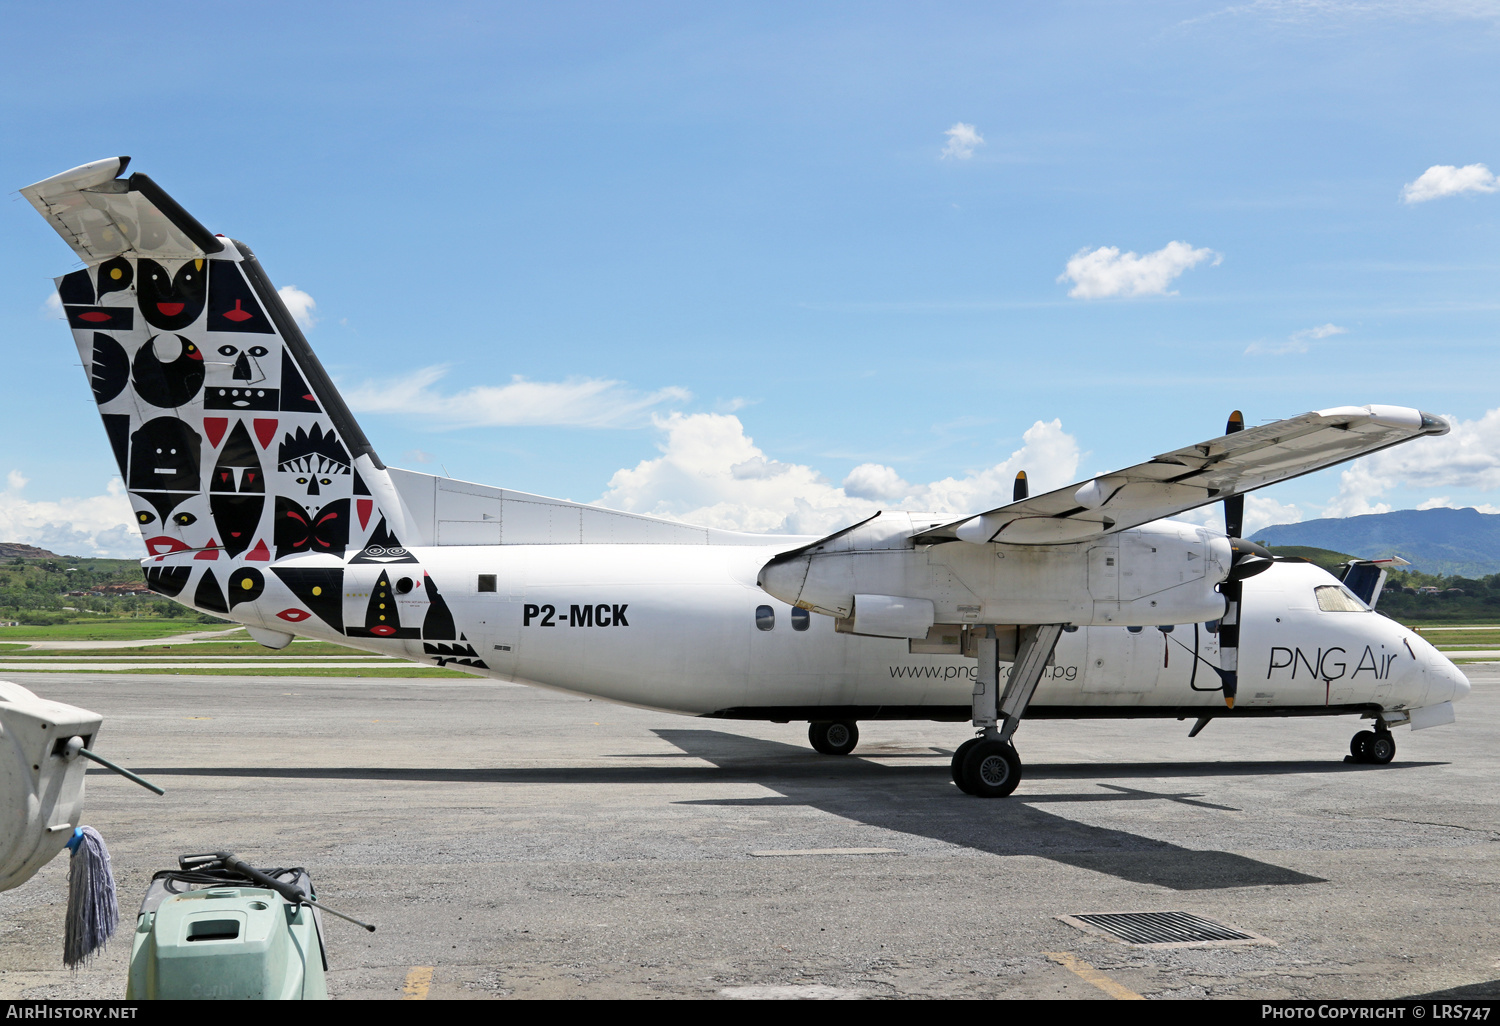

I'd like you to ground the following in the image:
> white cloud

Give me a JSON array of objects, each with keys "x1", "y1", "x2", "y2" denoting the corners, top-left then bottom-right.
[
  {"x1": 1244, "y1": 494, "x2": 1304, "y2": 535},
  {"x1": 1402, "y1": 163, "x2": 1500, "y2": 204},
  {"x1": 346, "y1": 365, "x2": 691, "y2": 429},
  {"x1": 597, "y1": 413, "x2": 1079, "y2": 536},
  {"x1": 277, "y1": 286, "x2": 317, "y2": 329},
  {"x1": 1059, "y1": 241, "x2": 1220, "y2": 299},
  {"x1": 41, "y1": 293, "x2": 63, "y2": 320},
  {"x1": 941, "y1": 123, "x2": 984, "y2": 160},
  {"x1": 1324, "y1": 406, "x2": 1500, "y2": 517},
  {"x1": 1245, "y1": 322, "x2": 1347, "y2": 356},
  {"x1": 0, "y1": 475, "x2": 142, "y2": 558},
  {"x1": 842, "y1": 463, "x2": 910, "y2": 502}
]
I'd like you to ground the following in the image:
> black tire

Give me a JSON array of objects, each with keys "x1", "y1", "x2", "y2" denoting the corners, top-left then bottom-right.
[
  {"x1": 961, "y1": 739, "x2": 1022, "y2": 798},
  {"x1": 951, "y1": 737, "x2": 982, "y2": 794},
  {"x1": 808, "y1": 720, "x2": 858, "y2": 755},
  {"x1": 1350, "y1": 730, "x2": 1376, "y2": 763},
  {"x1": 1368, "y1": 731, "x2": 1396, "y2": 765}
]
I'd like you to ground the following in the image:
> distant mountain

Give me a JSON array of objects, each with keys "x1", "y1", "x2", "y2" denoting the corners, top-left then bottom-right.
[
  {"x1": 1253, "y1": 507, "x2": 1500, "y2": 577},
  {"x1": 0, "y1": 542, "x2": 63, "y2": 560}
]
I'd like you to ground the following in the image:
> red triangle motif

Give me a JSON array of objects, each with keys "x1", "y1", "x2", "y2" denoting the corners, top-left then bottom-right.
[
  {"x1": 357, "y1": 499, "x2": 373, "y2": 531},
  {"x1": 195, "y1": 539, "x2": 221, "y2": 561},
  {"x1": 245, "y1": 539, "x2": 271, "y2": 561},
  {"x1": 203, "y1": 417, "x2": 229, "y2": 448},
  {"x1": 253, "y1": 418, "x2": 278, "y2": 449}
]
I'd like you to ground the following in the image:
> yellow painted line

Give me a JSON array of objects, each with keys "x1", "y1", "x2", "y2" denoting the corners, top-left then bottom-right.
[
  {"x1": 402, "y1": 966, "x2": 434, "y2": 1000},
  {"x1": 1044, "y1": 952, "x2": 1144, "y2": 1000}
]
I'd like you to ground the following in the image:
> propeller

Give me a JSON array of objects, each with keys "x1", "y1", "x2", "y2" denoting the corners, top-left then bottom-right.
[
  {"x1": 1215, "y1": 410, "x2": 1277, "y2": 708},
  {"x1": 1013, "y1": 471, "x2": 1028, "y2": 502}
]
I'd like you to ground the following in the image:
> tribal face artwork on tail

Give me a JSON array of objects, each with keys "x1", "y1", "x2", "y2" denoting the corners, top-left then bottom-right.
[{"x1": 23, "y1": 158, "x2": 441, "y2": 658}]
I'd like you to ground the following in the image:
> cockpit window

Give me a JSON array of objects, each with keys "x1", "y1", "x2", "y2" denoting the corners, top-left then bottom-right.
[{"x1": 1315, "y1": 585, "x2": 1368, "y2": 612}]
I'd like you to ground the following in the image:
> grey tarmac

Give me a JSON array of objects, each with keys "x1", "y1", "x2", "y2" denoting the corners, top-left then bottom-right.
[{"x1": 1, "y1": 668, "x2": 1496, "y2": 1001}]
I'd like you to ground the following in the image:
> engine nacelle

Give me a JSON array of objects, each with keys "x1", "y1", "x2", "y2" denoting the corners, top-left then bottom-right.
[{"x1": 758, "y1": 513, "x2": 1231, "y2": 627}]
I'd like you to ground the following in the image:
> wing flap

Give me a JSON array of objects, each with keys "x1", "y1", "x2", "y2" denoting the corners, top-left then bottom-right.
[{"x1": 919, "y1": 405, "x2": 1447, "y2": 546}]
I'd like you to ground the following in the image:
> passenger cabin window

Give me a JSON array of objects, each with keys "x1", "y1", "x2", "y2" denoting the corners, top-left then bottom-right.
[
  {"x1": 477, "y1": 574, "x2": 497, "y2": 593},
  {"x1": 791, "y1": 607, "x2": 810, "y2": 632},
  {"x1": 755, "y1": 605, "x2": 775, "y2": 631},
  {"x1": 1126, "y1": 625, "x2": 1144, "y2": 634},
  {"x1": 1315, "y1": 585, "x2": 1367, "y2": 612}
]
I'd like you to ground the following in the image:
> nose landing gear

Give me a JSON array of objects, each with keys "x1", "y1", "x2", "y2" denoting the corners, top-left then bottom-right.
[{"x1": 1347, "y1": 725, "x2": 1396, "y2": 764}]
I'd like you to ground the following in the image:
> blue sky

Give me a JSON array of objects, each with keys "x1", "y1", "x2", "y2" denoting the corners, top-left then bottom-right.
[{"x1": 4, "y1": 1, "x2": 1500, "y2": 556}]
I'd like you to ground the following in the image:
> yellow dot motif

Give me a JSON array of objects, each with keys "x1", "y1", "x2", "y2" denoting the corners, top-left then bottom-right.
[
  {"x1": 240, "y1": 579, "x2": 253, "y2": 591},
  {"x1": 311, "y1": 586, "x2": 322, "y2": 596},
  {"x1": 110, "y1": 268, "x2": 122, "y2": 280}
]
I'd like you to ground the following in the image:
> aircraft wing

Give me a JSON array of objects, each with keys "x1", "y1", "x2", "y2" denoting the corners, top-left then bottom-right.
[
  {"x1": 20, "y1": 156, "x2": 223, "y2": 262},
  {"x1": 914, "y1": 405, "x2": 1448, "y2": 546}
]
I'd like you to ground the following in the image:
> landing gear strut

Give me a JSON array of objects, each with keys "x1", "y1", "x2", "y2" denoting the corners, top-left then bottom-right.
[
  {"x1": 809, "y1": 720, "x2": 858, "y2": 755},
  {"x1": 1347, "y1": 725, "x2": 1396, "y2": 765},
  {"x1": 952, "y1": 624, "x2": 1064, "y2": 798}
]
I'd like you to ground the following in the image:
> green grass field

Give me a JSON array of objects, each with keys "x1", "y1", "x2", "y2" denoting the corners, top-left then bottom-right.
[
  {"x1": 12, "y1": 640, "x2": 385, "y2": 657},
  {"x1": 0, "y1": 620, "x2": 242, "y2": 641}
]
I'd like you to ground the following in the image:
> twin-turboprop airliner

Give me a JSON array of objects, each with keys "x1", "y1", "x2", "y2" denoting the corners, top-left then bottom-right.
[{"x1": 22, "y1": 158, "x2": 1470, "y2": 797}]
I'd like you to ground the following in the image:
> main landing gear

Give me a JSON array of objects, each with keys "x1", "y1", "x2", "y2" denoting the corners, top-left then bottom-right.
[
  {"x1": 1347, "y1": 724, "x2": 1396, "y2": 765},
  {"x1": 809, "y1": 720, "x2": 859, "y2": 755},
  {"x1": 952, "y1": 624, "x2": 1064, "y2": 798}
]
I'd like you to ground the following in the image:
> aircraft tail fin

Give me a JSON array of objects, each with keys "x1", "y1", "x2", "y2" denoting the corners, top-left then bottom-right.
[{"x1": 23, "y1": 158, "x2": 416, "y2": 570}]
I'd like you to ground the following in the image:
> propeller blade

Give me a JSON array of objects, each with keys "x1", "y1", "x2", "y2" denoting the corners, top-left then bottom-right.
[
  {"x1": 1218, "y1": 579, "x2": 1240, "y2": 708},
  {"x1": 1013, "y1": 471, "x2": 1028, "y2": 502},
  {"x1": 1223, "y1": 410, "x2": 1245, "y2": 540},
  {"x1": 1218, "y1": 410, "x2": 1247, "y2": 708}
]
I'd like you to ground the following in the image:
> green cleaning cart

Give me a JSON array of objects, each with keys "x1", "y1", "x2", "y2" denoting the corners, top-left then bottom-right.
[{"x1": 127, "y1": 852, "x2": 372, "y2": 1000}]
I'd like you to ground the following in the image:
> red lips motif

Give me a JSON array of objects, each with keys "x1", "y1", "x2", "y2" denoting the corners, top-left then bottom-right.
[
  {"x1": 144, "y1": 536, "x2": 191, "y2": 556},
  {"x1": 277, "y1": 608, "x2": 311, "y2": 622},
  {"x1": 156, "y1": 303, "x2": 185, "y2": 316}
]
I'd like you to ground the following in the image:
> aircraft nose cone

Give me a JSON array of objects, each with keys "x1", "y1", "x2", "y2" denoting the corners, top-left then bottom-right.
[{"x1": 1441, "y1": 657, "x2": 1471, "y2": 703}]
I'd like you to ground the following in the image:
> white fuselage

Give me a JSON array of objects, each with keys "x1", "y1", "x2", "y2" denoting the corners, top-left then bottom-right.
[{"x1": 226, "y1": 532, "x2": 1470, "y2": 721}]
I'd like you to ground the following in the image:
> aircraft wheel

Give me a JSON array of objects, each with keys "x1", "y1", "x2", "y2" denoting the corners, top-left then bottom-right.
[
  {"x1": 1368, "y1": 731, "x2": 1396, "y2": 765},
  {"x1": 951, "y1": 737, "x2": 982, "y2": 794},
  {"x1": 1349, "y1": 730, "x2": 1376, "y2": 763},
  {"x1": 961, "y1": 739, "x2": 1022, "y2": 798},
  {"x1": 808, "y1": 720, "x2": 858, "y2": 755}
]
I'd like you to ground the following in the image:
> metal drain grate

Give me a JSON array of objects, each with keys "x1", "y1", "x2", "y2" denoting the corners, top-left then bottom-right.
[{"x1": 1057, "y1": 911, "x2": 1275, "y2": 949}]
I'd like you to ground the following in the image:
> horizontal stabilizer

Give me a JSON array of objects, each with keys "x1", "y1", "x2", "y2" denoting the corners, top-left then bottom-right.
[
  {"x1": 918, "y1": 405, "x2": 1448, "y2": 546},
  {"x1": 22, "y1": 156, "x2": 223, "y2": 262}
]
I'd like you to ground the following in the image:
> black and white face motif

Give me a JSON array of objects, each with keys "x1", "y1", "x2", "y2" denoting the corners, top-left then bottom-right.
[
  {"x1": 212, "y1": 343, "x2": 271, "y2": 384},
  {"x1": 132, "y1": 334, "x2": 205, "y2": 409},
  {"x1": 276, "y1": 424, "x2": 351, "y2": 497},
  {"x1": 134, "y1": 492, "x2": 209, "y2": 557},
  {"x1": 209, "y1": 421, "x2": 266, "y2": 557},
  {"x1": 137, "y1": 258, "x2": 206, "y2": 331},
  {"x1": 204, "y1": 383, "x2": 278, "y2": 410},
  {"x1": 128, "y1": 417, "x2": 200, "y2": 493}
]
